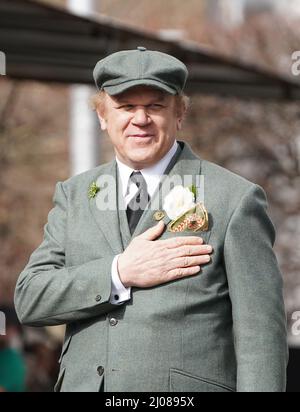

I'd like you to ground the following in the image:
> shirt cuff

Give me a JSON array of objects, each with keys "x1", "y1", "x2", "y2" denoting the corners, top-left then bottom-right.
[{"x1": 110, "y1": 254, "x2": 131, "y2": 305}]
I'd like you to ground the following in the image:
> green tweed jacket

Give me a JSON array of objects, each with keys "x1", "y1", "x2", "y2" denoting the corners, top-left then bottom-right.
[{"x1": 14, "y1": 142, "x2": 288, "y2": 392}]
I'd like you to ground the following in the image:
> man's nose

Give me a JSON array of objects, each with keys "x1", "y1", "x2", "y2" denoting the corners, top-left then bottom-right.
[{"x1": 132, "y1": 108, "x2": 151, "y2": 126}]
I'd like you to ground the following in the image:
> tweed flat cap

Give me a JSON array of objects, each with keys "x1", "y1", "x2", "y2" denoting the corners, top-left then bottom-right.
[{"x1": 93, "y1": 47, "x2": 188, "y2": 95}]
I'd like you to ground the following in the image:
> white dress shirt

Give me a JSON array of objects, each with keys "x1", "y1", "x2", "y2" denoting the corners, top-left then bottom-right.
[{"x1": 109, "y1": 140, "x2": 178, "y2": 305}]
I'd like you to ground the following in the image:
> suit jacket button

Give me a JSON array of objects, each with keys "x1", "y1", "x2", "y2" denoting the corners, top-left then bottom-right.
[
  {"x1": 109, "y1": 318, "x2": 118, "y2": 326},
  {"x1": 97, "y1": 366, "x2": 104, "y2": 376},
  {"x1": 95, "y1": 295, "x2": 101, "y2": 302}
]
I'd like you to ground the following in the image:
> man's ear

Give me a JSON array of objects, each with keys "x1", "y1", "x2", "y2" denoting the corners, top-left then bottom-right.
[{"x1": 96, "y1": 109, "x2": 107, "y2": 131}]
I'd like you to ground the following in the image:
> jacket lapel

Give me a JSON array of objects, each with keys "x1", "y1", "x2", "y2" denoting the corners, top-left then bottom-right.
[
  {"x1": 89, "y1": 160, "x2": 124, "y2": 255},
  {"x1": 116, "y1": 169, "x2": 132, "y2": 249}
]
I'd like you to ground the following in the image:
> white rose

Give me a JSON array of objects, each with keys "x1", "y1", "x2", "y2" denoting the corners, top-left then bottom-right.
[{"x1": 163, "y1": 185, "x2": 196, "y2": 220}]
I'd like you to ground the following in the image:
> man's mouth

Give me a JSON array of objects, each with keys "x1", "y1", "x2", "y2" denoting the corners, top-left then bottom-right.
[{"x1": 129, "y1": 134, "x2": 155, "y2": 138}]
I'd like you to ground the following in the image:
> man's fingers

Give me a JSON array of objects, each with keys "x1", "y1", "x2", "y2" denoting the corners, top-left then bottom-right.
[
  {"x1": 164, "y1": 236, "x2": 204, "y2": 248},
  {"x1": 171, "y1": 255, "x2": 211, "y2": 269},
  {"x1": 168, "y1": 265, "x2": 201, "y2": 280},
  {"x1": 171, "y1": 244, "x2": 213, "y2": 258},
  {"x1": 139, "y1": 220, "x2": 165, "y2": 241}
]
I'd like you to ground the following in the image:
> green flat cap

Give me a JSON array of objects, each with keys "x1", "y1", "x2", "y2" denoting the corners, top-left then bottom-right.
[{"x1": 93, "y1": 47, "x2": 188, "y2": 95}]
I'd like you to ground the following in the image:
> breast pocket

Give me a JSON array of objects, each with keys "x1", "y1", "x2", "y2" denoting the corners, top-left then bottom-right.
[{"x1": 160, "y1": 227, "x2": 211, "y2": 245}]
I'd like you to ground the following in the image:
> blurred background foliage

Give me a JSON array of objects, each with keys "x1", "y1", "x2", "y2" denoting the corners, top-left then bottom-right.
[{"x1": 0, "y1": 0, "x2": 300, "y2": 390}]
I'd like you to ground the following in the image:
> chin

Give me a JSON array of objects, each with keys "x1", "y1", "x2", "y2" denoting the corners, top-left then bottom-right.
[
  {"x1": 130, "y1": 144, "x2": 154, "y2": 156},
  {"x1": 128, "y1": 151, "x2": 156, "y2": 167}
]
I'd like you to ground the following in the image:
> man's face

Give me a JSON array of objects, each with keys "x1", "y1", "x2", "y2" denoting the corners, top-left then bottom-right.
[{"x1": 97, "y1": 86, "x2": 183, "y2": 169}]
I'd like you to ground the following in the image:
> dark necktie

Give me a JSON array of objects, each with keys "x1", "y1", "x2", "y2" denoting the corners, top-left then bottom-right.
[{"x1": 126, "y1": 171, "x2": 150, "y2": 235}]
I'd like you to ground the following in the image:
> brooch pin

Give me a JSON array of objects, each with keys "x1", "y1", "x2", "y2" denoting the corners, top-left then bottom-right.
[
  {"x1": 163, "y1": 185, "x2": 209, "y2": 233},
  {"x1": 167, "y1": 203, "x2": 209, "y2": 233}
]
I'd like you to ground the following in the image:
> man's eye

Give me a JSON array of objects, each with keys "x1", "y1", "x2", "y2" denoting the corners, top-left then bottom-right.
[
  {"x1": 120, "y1": 105, "x2": 134, "y2": 110},
  {"x1": 149, "y1": 104, "x2": 164, "y2": 109}
]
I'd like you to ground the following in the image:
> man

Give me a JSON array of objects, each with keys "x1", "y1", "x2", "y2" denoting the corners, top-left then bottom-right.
[{"x1": 15, "y1": 47, "x2": 288, "y2": 392}]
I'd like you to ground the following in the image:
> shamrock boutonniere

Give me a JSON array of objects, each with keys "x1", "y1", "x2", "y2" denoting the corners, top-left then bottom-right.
[
  {"x1": 88, "y1": 181, "x2": 100, "y2": 199},
  {"x1": 163, "y1": 185, "x2": 209, "y2": 233}
]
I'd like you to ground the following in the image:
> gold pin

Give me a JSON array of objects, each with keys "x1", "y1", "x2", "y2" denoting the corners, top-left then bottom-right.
[{"x1": 153, "y1": 211, "x2": 165, "y2": 221}]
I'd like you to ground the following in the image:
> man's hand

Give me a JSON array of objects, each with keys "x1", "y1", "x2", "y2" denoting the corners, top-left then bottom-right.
[{"x1": 118, "y1": 221, "x2": 212, "y2": 288}]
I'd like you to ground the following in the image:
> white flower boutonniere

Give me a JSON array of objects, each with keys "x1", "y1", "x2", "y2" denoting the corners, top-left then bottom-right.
[
  {"x1": 163, "y1": 185, "x2": 196, "y2": 221},
  {"x1": 163, "y1": 185, "x2": 209, "y2": 233}
]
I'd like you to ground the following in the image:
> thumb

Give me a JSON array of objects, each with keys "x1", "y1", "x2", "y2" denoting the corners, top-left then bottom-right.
[{"x1": 139, "y1": 220, "x2": 165, "y2": 241}]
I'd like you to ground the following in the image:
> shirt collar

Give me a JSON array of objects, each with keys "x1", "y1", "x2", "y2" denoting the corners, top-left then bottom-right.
[{"x1": 116, "y1": 140, "x2": 178, "y2": 198}]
